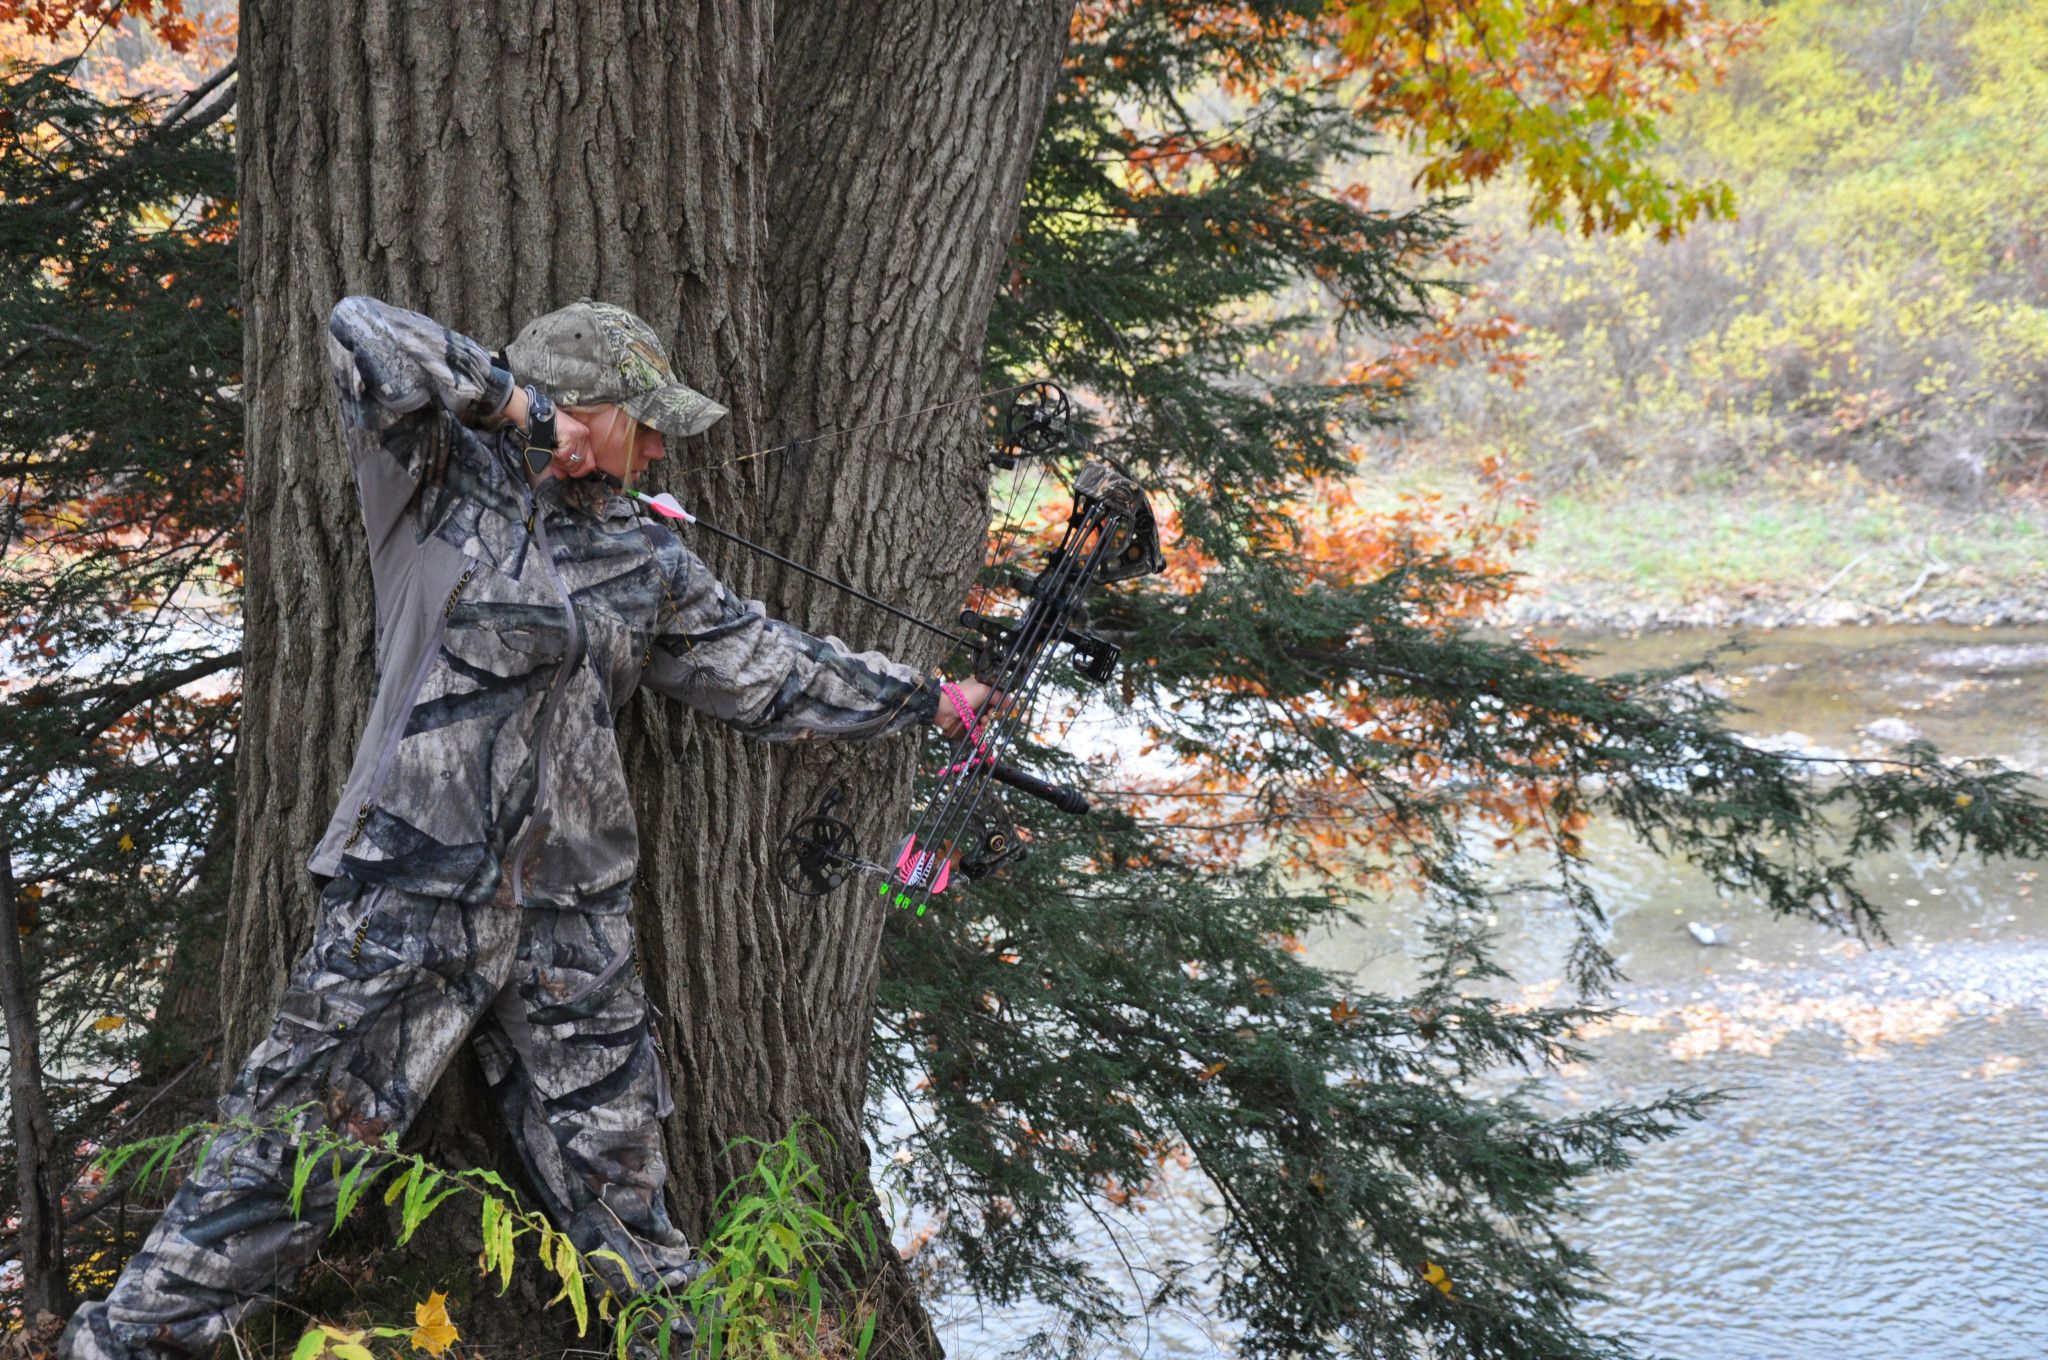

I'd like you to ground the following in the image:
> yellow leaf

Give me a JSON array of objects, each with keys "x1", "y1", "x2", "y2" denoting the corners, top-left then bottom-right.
[
  {"x1": 1197, "y1": 1060, "x2": 1227, "y2": 1082},
  {"x1": 478, "y1": 1198, "x2": 500, "y2": 1278},
  {"x1": 410, "y1": 1290, "x2": 459, "y2": 1356},
  {"x1": 1422, "y1": 1261, "x2": 1454, "y2": 1296},
  {"x1": 93, "y1": 1015, "x2": 127, "y2": 1033},
  {"x1": 537, "y1": 1227, "x2": 557, "y2": 1273},
  {"x1": 118, "y1": 833, "x2": 135, "y2": 852},
  {"x1": 1955, "y1": 793, "x2": 1973, "y2": 808},
  {"x1": 552, "y1": 1240, "x2": 589, "y2": 1336},
  {"x1": 494, "y1": 1214, "x2": 515, "y2": 1294}
]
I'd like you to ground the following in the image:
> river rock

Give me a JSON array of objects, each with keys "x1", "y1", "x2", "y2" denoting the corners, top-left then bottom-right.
[{"x1": 1860, "y1": 717, "x2": 1924, "y2": 744}]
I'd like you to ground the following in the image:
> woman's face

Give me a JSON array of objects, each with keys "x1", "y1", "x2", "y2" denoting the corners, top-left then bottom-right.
[{"x1": 571, "y1": 405, "x2": 666, "y2": 484}]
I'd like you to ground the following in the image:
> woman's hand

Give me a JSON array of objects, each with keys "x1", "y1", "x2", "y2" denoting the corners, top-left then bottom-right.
[
  {"x1": 545, "y1": 408, "x2": 597, "y2": 479},
  {"x1": 936, "y1": 678, "x2": 1003, "y2": 739}
]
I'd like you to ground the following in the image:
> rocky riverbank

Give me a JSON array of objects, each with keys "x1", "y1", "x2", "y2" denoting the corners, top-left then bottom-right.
[{"x1": 1500, "y1": 579, "x2": 2048, "y2": 633}]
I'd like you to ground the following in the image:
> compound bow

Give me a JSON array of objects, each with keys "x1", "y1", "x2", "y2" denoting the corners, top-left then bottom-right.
[{"x1": 631, "y1": 383, "x2": 1164, "y2": 916}]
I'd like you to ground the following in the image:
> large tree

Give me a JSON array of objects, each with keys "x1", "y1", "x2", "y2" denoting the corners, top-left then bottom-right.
[{"x1": 224, "y1": 0, "x2": 1071, "y2": 1349}]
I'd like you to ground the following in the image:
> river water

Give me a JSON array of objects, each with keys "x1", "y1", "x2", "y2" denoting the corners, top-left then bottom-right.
[{"x1": 928, "y1": 626, "x2": 2048, "y2": 1359}]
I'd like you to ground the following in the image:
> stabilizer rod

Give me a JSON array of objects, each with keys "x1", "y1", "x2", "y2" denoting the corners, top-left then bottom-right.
[{"x1": 987, "y1": 760, "x2": 1089, "y2": 816}]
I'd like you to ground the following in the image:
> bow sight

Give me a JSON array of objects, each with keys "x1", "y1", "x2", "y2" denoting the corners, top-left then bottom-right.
[
  {"x1": 776, "y1": 382, "x2": 1165, "y2": 912},
  {"x1": 958, "y1": 460, "x2": 1164, "y2": 684}
]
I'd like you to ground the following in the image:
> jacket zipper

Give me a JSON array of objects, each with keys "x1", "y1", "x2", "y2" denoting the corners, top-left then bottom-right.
[
  {"x1": 442, "y1": 564, "x2": 477, "y2": 617},
  {"x1": 506, "y1": 491, "x2": 583, "y2": 904}
]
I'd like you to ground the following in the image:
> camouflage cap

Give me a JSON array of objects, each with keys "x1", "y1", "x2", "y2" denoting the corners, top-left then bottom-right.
[{"x1": 505, "y1": 299, "x2": 728, "y2": 438}]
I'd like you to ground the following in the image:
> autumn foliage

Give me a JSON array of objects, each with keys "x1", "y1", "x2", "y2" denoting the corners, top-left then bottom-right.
[{"x1": 0, "y1": 0, "x2": 198, "y2": 52}]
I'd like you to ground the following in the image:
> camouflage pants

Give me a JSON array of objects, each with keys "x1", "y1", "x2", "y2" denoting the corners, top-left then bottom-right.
[{"x1": 63, "y1": 878, "x2": 698, "y2": 1360}]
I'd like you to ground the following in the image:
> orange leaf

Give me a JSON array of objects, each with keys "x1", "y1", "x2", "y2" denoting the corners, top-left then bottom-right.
[{"x1": 410, "y1": 1291, "x2": 459, "y2": 1356}]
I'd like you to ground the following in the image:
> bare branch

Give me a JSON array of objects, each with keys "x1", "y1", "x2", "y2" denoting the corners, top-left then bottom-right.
[{"x1": 68, "y1": 649, "x2": 243, "y2": 745}]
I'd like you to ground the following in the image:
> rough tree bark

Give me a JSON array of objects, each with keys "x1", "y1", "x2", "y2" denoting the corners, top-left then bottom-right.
[
  {"x1": 151, "y1": 776, "x2": 233, "y2": 1074},
  {"x1": 227, "y1": 1, "x2": 1069, "y2": 1354},
  {"x1": 0, "y1": 828, "x2": 70, "y2": 1320},
  {"x1": 628, "y1": 2, "x2": 1074, "y2": 1346},
  {"x1": 228, "y1": 0, "x2": 772, "y2": 1048}
]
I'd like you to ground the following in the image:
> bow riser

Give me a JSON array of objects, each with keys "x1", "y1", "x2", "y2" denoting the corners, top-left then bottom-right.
[
  {"x1": 771, "y1": 386, "x2": 1165, "y2": 912},
  {"x1": 884, "y1": 462, "x2": 1160, "y2": 909}
]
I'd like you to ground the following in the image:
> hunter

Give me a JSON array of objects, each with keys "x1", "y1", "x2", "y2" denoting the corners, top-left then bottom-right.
[{"x1": 63, "y1": 297, "x2": 991, "y2": 1360}]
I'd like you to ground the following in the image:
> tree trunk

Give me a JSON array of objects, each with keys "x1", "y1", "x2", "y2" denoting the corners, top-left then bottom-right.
[
  {"x1": 630, "y1": 1, "x2": 1071, "y2": 1348},
  {"x1": 230, "y1": 0, "x2": 1068, "y2": 1354},
  {"x1": 759, "y1": 0, "x2": 1076, "y2": 1341},
  {"x1": 150, "y1": 773, "x2": 234, "y2": 1078},
  {"x1": 228, "y1": 0, "x2": 772, "y2": 1055},
  {"x1": 0, "y1": 829, "x2": 70, "y2": 1321},
  {"x1": 230, "y1": 3, "x2": 769, "y2": 1350}
]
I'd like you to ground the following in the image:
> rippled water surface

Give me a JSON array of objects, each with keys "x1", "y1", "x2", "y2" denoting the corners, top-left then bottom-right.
[{"x1": 930, "y1": 626, "x2": 2048, "y2": 1359}]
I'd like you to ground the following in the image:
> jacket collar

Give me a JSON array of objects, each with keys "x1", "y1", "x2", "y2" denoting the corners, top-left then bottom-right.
[{"x1": 490, "y1": 433, "x2": 636, "y2": 522}]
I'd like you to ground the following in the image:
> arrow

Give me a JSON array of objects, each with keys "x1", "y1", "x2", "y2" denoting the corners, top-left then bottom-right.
[{"x1": 620, "y1": 487, "x2": 970, "y2": 647}]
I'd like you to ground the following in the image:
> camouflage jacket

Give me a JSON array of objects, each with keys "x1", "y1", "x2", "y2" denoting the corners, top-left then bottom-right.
[{"x1": 308, "y1": 297, "x2": 940, "y2": 909}]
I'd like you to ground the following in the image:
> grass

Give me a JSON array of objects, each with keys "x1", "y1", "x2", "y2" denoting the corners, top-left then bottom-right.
[
  {"x1": 1524, "y1": 487, "x2": 2048, "y2": 607},
  {"x1": 1356, "y1": 460, "x2": 2048, "y2": 620}
]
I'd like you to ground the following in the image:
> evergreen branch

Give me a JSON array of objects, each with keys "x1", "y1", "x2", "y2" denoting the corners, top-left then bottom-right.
[
  {"x1": 0, "y1": 323, "x2": 101, "y2": 378},
  {"x1": 45, "y1": 61, "x2": 239, "y2": 213},
  {"x1": 65, "y1": 648, "x2": 243, "y2": 745}
]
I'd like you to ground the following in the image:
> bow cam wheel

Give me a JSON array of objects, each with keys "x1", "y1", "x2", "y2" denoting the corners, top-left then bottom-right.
[
  {"x1": 998, "y1": 383, "x2": 1072, "y2": 461},
  {"x1": 776, "y1": 785, "x2": 858, "y2": 896}
]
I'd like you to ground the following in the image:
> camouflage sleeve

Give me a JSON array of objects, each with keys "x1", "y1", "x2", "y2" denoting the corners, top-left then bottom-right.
[
  {"x1": 327, "y1": 296, "x2": 514, "y2": 433},
  {"x1": 639, "y1": 533, "x2": 941, "y2": 742},
  {"x1": 325, "y1": 296, "x2": 517, "y2": 549}
]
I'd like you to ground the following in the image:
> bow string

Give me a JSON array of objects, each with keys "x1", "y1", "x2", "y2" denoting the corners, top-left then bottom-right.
[{"x1": 627, "y1": 381, "x2": 1166, "y2": 916}]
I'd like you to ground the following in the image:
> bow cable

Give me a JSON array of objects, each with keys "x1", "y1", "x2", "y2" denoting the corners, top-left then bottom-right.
[
  {"x1": 624, "y1": 487, "x2": 975, "y2": 650},
  {"x1": 603, "y1": 378, "x2": 1160, "y2": 909}
]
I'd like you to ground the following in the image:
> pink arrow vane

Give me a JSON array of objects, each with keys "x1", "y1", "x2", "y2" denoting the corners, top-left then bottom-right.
[{"x1": 626, "y1": 489, "x2": 695, "y2": 523}]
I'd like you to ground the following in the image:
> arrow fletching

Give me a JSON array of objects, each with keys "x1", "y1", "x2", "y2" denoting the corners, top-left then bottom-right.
[{"x1": 629, "y1": 489, "x2": 695, "y2": 523}]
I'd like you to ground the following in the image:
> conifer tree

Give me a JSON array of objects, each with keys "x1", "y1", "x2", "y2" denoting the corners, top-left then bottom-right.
[
  {"x1": 0, "y1": 50, "x2": 238, "y2": 1112},
  {"x1": 872, "y1": 3, "x2": 2048, "y2": 1352}
]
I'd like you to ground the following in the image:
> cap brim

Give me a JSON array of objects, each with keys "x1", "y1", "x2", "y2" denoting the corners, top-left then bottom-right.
[{"x1": 622, "y1": 382, "x2": 728, "y2": 438}]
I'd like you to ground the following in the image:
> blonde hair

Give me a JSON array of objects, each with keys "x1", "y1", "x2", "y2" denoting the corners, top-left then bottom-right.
[{"x1": 565, "y1": 404, "x2": 648, "y2": 487}]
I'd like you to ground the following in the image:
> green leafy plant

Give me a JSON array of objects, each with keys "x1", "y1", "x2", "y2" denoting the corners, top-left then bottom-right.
[
  {"x1": 634, "y1": 1123, "x2": 880, "y2": 1360},
  {"x1": 91, "y1": 1114, "x2": 878, "y2": 1360}
]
